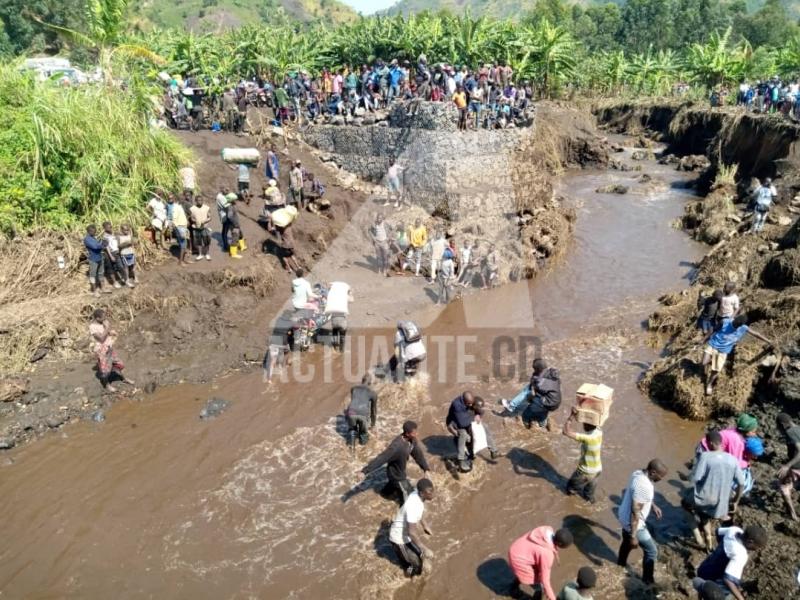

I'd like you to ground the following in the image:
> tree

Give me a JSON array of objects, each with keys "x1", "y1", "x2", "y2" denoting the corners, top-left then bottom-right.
[
  {"x1": 735, "y1": 0, "x2": 800, "y2": 49},
  {"x1": 32, "y1": 0, "x2": 163, "y2": 81},
  {"x1": 619, "y1": 0, "x2": 676, "y2": 53}
]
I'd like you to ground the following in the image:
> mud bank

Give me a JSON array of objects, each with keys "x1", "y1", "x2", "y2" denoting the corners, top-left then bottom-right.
[
  {"x1": 595, "y1": 100, "x2": 800, "y2": 197},
  {"x1": 598, "y1": 102, "x2": 800, "y2": 598},
  {"x1": 0, "y1": 129, "x2": 364, "y2": 450}
]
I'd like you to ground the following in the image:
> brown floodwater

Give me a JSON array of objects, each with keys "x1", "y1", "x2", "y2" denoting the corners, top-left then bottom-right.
[{"x1": 0, "y1": 149, "x2": 707, "y2": 599}]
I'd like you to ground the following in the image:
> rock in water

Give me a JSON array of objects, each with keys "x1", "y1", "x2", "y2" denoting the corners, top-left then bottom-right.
[
  {"x1": 200, "y1": 397, "x2": 231, "y2": 420},
  {"x1": 596, "y1": 184, "x2": 629, "y2": 195},
  {"x1": 631, "y1": 150, "x2": 648, "y2": 161},
  {"x1": 91, "y1": 410, "x2": 106, "y2": 423}
]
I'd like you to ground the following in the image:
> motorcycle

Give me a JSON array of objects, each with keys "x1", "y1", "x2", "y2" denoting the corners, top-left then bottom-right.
[{"x1": 289, "y1": 284, "x2": 330, "y2": 352}]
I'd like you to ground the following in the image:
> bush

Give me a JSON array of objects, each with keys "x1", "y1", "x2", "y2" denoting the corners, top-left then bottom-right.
[{"x1": 0, "y1": 63, "x2": 192, "y2": 236}]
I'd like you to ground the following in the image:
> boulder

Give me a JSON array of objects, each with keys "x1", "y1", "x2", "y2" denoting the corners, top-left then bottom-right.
[
  {"x1": 0, "y1": 378, "x2": 28, "y2": 403},
  {"x1": 658, "y1": 154, "x2": 680, "y2": 165},
  {"x1": 677, "y1": 155, "x2": 711, "y2": 172},
  {"x1": 631, "y1": 150, "x2": 648, "y2": 161},
  {"x1": 596, "y1": 184, "x2": 629, "y2": 195},
  {"x1": 200, "y1": 397, "x2": 231, "y2": 420}
]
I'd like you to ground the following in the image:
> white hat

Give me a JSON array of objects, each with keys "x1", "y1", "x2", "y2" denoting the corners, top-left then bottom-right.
[{"x1": 268, "y1": 179, "x2": 277, "y2": 186}]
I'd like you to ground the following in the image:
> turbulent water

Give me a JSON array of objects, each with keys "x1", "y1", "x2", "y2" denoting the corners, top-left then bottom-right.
[{"x1": 0, "y1": 146, "x2": 707, "y2": 599}]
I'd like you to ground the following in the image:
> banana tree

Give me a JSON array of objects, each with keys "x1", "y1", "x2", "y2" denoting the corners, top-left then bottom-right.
[{"x1": 31, "y1": 0, "x2": 163, "y2": 84}]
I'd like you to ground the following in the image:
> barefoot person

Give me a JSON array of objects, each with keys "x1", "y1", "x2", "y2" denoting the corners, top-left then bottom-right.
[
  {"x1": 89, "y1": 309, "x2": 134, "y2": 393},
  {"x1": 617, "y1": 459, "x2": 668, "y2": 587},
  {"x1": 776, "y1": 413, "x2": 800, "y2": 521},
  {"x1": 507, "y1": 525, "x2": 573, "y2": 600},
  {"x1": 389, "y1": 478, "x2": 434, "y2": 578}
]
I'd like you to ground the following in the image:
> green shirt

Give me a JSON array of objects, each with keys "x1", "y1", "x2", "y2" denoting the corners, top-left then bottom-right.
[{"x1": 557, "y1": 583, "x2": 593, "y2": 600}]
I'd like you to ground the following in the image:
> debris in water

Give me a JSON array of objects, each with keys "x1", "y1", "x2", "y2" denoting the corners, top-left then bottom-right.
[
  {"x1": 91, "y1": 410, "x2": 105, "y2": 423},
  {"x1": 200, "y1": 397, "x2": 231, "y2": 420}
]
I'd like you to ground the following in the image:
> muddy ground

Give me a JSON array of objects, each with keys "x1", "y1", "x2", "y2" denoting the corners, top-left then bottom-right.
[
  {"x1": 0, "y1": 102, "x2": 608, "y2": 450},
  {"x1": 596, "y1": 100, "x2": 800, "y2": 598}
]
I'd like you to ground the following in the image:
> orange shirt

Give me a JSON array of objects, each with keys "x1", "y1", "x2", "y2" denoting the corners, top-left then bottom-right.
[{"x1": 452, "y1": 91, "x2": 467, "y2": 109}]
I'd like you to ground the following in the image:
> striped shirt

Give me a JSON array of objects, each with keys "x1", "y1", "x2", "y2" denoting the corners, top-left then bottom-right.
[
  {"x1": 575, "y1": 428, "x2": 602, "y2": 474},
  {"x1": 618, "y1": 470, "x2": 654, "y2": 532}
]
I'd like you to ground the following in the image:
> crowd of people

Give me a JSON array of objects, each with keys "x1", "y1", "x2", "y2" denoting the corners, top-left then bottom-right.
[
  {"x1": 369, "y1": 212, "x2": 500, "y2": 305},
  {"x1": 160, "y1": 56, "x2": 534, "y2": 133},
  {"x1": 711, "y1": 77, "x2": 800, "y2": 121},
  {"x1": 348, "y1": 327, "x2": 798, "y2": 598}
]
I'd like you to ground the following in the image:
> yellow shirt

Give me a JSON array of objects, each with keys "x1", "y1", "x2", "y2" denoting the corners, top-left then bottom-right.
[
  {"x1": 575, "y1": 428, "x2": 603, "y2": 474},
  {"x1": 452, "y1": 91, "x2": 467, "y2": 109},
  {"x1": 408, "y1": 225, "x2": 428, "y2": 249}
]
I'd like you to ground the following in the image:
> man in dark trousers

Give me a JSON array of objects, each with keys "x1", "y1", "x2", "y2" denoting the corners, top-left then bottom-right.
[
  {"x1": 359, "y1": 420, "x2": 431, "y2": 503},
  {"x1": 501, "y1": 358, "x2": 562, "y2": 431},
  {"x1": 344, "y1": 374, "x2": 377, "y2": 448},
  {"x1": 446, "y1": 391, "x2": 476, "y2": 473}
]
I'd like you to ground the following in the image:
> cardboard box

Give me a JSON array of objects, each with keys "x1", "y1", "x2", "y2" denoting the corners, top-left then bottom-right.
[{"x1": 575, "y1": 383, "x2": 614, "y2": 426}]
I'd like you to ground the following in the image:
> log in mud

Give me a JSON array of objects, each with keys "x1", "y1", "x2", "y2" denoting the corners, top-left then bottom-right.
[{"x1": 0, "y1": 102, "x2": 797, "y2": 599}]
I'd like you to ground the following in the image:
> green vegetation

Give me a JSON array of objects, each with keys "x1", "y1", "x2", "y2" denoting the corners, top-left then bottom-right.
[
  {"x1": 133, "y1": 11, "x2": 800, "y2": 97},
  {"x1": 0, "y1": 62, "x2": 190, "y2": 235}
]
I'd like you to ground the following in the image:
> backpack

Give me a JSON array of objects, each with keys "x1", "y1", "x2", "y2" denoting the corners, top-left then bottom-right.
[{"x1": 398, "y1": 321, "x2": 421, "y2": 343}]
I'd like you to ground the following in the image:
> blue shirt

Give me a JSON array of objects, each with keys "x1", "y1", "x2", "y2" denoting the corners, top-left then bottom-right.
[
  {"x1": 84, "y1": 235, "x2": 104, "y2": 263},
  {"x1": 390, "y1": 66, "x2": 403, "y2": 86},
  {"x1": 709, "y1": 319, "x2": 749, "y2": 354}
]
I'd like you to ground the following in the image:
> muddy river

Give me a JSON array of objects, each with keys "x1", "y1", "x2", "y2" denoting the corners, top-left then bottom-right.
[{"x1": 0, "y1": 151, "x2": 707, "y2": 599}]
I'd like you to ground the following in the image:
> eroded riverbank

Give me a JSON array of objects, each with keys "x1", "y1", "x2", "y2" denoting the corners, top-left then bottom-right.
[{"x1": 0, "y1": 140, "x2": 708, "y2": 599}]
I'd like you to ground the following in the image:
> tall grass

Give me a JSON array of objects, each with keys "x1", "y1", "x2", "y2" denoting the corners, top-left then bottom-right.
[{"x1": 0, "y1": 63, "x2": 192, "y2": 236}]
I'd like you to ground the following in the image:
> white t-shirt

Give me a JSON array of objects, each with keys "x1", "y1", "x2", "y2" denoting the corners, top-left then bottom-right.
[
  {"x1": 719, "y1": 294, "x2": 740, "y2": 318},
  {"x1": 292, "y1": 278, "x2": 314, "y2": 309},
  {"x1": 719, "y1": 526, "x2": 749, "y2": 583},
  {"x1": 388, "y1": 164, "x2": 401, "y2": 180},
  {"x1": 618, "y1": 470, "x2": 654, "y2": 532},
  {"x1": 431, "y1": 237, "x2": 446, "y2": 261},
  {"x1": 148, "y1": 197, "x2": 167, "y2": 222},
  {"x1": 325, "y1": 281, "x2": 351, "y2": 315},
  {"x1": 389, "y1": 491, "x2": 424, "y2": 545}
]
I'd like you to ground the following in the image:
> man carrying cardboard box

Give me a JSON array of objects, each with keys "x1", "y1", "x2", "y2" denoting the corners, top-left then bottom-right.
[{"x1": 562, "y1": 407, "x2": 603, "y2": 503}]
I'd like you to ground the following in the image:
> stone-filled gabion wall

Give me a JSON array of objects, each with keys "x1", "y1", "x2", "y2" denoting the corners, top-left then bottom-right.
[{"x1": 303, "y1": 102, "x2": 533, "y2": 222}]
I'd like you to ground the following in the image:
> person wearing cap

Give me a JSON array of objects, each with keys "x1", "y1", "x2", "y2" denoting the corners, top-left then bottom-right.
[
  {"x1": 701, "y1": 314, "x2": 773, "y2": 396},
  {"x1": 508, "y1": 526, "x2": 573, "y2": 600},
  {"x1": 699, "y1": 414, "x2": 763, "y2": 496},
  {"x1": 684, "y1": 430, "x2": 745, "y2": 551},
  {"x1": 695, "y1": 525, "x2": 768, "y2": 599},
  {"x1": 776, "y1": 413, "x2": 800, "y2": 521},
  {"x1": 360, "y1": 420, "x2": 431, "y2": 504},
  {"x1": 750, "y1": 177, "x2": 777, "y2": 233},
  {"x1": 289, "y1": 160, "x2": 305, "y2": 209},
  {"x1": 557, "y1": 566, "x2": 597, "y2": 600}
]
